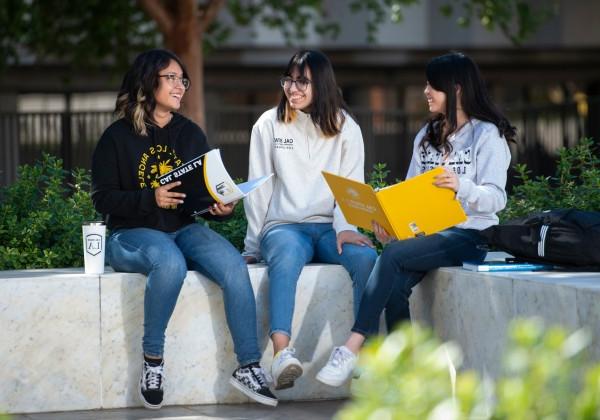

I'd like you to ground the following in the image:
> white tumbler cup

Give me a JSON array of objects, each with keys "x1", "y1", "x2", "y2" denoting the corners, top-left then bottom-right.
[{"x1": 82, "y1": 222, "x2": 106, "y2": 274}]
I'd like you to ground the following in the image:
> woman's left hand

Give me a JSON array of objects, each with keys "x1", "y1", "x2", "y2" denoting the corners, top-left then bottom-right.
[
  {"x1": 336, "y1": 230, "x2": 374, "y2": 254},
  {"x1": 433, "y1": 167, "x2": 459, "y2": 192},
  {"x1": 208, "y1": 201, "x2": 237, "y2": 216}
]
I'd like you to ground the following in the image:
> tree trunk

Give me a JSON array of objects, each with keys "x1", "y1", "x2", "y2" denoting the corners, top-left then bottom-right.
[
  {"x1": 138, "y1": 0, "x2": 226, "y2": 130},
  {"x1": 164, "y1": 8, "x2": 205, "y2": 129}
]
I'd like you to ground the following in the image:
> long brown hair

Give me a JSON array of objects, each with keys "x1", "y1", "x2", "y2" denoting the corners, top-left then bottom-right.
[
  {"x1": 115, "y1": 49, "x2": 189, "y2": 136},
  {"x1": 276, "y1": 50, "x2": 352, "y2": 137},
  {"x1": 422, "y1": 52, "x2": 516, "y2": 154}
]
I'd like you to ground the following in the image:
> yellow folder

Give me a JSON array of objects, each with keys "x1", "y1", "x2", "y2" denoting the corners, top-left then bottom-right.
[{"x1": 322, "y1": 167, "x2": 467, "y2": 239}]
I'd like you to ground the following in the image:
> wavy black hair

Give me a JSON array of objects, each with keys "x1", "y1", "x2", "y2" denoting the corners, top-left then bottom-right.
[
  {"x1": 276, "y1": 50, "x2": 351, "y2": 137},
  {"x1": 423, "y1": 52, "x2": 516, "y2": 154},
  {"x1": 115, "y1": 49, "x2": 189, "y2": 136}
]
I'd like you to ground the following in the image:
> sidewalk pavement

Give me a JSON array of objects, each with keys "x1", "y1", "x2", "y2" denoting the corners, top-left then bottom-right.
[{"x1": 8, "y1": 399, "x2": 347, "y2": 420}]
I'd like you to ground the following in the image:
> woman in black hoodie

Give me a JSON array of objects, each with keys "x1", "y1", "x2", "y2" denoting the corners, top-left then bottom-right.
[{"x1": 92, "y1": 49, "x2": 277, "y2": 409}]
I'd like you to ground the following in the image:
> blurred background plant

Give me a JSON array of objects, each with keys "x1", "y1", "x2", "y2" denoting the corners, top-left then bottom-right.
[
  {"x1": 3, "y1": 137, "x2": 597, "y2": 268},
  {"x1": 501, "y1": 137, "x2": 600, "y2": 221},
  {"x1": 337, "y1": 318, "x2": 600, "y2": 419},
  {"x1": 0, "y1": 154, "x2": 98, "y2": 269}
]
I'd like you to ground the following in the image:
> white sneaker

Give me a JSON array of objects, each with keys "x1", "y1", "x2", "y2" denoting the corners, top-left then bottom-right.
[
  {"x1": 316, "y1": 346, "x2": 357, "y2": 387},
  {"x1": 271, "y1": 347, "x2": 303, "y2": 390}
]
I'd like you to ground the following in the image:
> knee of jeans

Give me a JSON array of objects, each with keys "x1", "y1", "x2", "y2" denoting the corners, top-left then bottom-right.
[
  {"x1": 345, "y1": 249, "x2": 377, "y2": 281},
  {"x1": 264, "y1": 247, "x2": 307, "y2": 272},
  {"x1": 352, "y1": 248, "x2": 378, "y2": 271},
  {"x1": 379, "y1": 245, "x2": 405, "y2": 274},
  {"x1": 150, "y1": 256, "x2": 187, "y2": 282},
  {"x1": 220, "y1": 258, "x2": 252, "y2": 290}
]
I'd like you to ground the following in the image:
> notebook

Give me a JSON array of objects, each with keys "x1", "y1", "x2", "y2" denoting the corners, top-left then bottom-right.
[
  {"x1": 158, "y1": 149, "x2": 272, "y2": 216},
  {"x1": 322, "y1": 167, "x2": 467, "y2": 239}
]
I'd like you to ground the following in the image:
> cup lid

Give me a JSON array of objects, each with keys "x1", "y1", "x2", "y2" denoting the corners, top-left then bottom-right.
[{"x1": 84, "y1": 221, "x2": 105, "y2": 226}]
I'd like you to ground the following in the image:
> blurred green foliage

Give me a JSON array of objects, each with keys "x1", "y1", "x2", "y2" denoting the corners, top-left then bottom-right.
[
  {"x1": 0, "y1": 154, "x2": 99, "y2": 269},
  {"x1": 0, "y1": 0, "x2": 555, "y2": 71},
  {"x1": 338, "y1": 319, "x2": 600, "y2": 419},
  {"x1": 362, "y1": 162, "x2": 394, "y2": 253},
  {"x1": 501, "y1": 137, "x2": 600, "y2": 221}
]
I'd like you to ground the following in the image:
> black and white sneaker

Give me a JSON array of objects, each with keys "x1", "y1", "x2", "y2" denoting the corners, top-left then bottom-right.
[
  {"x1": 230, "y1": 363, "x2": 278, "y2": 407},
  {"x1": 139, "y1": 358, "x2": 164, "y2": 409}
]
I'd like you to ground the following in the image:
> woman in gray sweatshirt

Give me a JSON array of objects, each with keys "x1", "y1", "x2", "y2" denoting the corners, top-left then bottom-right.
[
  {"x1": 243, "y1": 50, "x2": 378, "y2": 391},
  {"x1": 316, "y1": 52, "x2": 516, "y2": 387}
]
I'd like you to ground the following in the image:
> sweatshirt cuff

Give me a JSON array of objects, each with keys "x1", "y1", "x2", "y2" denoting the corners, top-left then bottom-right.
[
  {"x1": 333, "y1": 220, "x2": 358, "y2": 235},
  {"x1": 242, "y1": 249, "x2": 262, "y2": 262},
  {"x1": 333, "y1": 205, "x2": 357, "y2": 234},
  {"x1": 139, "y1": 189, "x2": 158, "y2": 215},
  {"x1": 456, "y1": 178, "x2": 475, "y2": 202}
]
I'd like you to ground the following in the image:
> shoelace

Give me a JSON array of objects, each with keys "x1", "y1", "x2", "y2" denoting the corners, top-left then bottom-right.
[
  {"x1": 144, "y1": 362, "x2": 164, "y2": 390},
  {"x1": 330, "y1": 347, "x2": 353, "y2": 368},
  {"x1": 249, "y1": 366, "x2": 268, "y2": 388},
  {"x1": 278, "y1": 348, "x2": 296, "y2": 362}
]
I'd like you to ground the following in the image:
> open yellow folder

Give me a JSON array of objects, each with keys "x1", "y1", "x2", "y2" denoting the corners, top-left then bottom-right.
[{"x1": 322, "y1": 167, "x2": 467, "y2": 239}]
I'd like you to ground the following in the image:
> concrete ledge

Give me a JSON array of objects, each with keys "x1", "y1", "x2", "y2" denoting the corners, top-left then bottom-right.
[
  {"x1": 3, "y1": 258, "x2": 600, "y2": 414},
  {"x1": 411, "y1": 261, "x2": 600, "y2": 378},
  {"x1": 1, "y1": 264, "x2": 353, "y2": 414}
]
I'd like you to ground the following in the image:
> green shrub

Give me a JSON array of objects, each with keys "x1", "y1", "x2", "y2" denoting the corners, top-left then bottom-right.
[
  {"x1": 0, "y1": 154, "x2": 98, "y2": 269},
  {"x1": 338, "y1": 319, "x2": 600, "y2": 419},
  {"x1": 205, "y1": 191, "x2": 248, "y2": 252},
  {"x1": 502, "y1": 137, "x2": 600, "y2": 221},
  {"x1": 361, "y1": 162, "x2": 396, "y2": 252}
]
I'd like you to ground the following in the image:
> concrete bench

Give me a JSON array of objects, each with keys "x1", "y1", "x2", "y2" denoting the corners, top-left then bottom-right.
[
  {"x1": 412, "y1": 259, "x2": 600, "y2": 378},
  {"x1": 1, "y1": 264, "x2": 353, "y2": 414},
  {"x1": 2, "y1": 256, "x2": 600, "y2": 414}
]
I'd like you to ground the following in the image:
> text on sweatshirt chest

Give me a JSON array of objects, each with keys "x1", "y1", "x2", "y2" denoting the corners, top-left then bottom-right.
[{"x1": 128, "y1": 142, "x2": 183, "y2": 189}]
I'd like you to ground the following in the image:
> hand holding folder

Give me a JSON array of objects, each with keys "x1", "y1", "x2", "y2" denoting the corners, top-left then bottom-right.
[{"x1": 322, "y1": 167, "x2": 467, "y2": 239}]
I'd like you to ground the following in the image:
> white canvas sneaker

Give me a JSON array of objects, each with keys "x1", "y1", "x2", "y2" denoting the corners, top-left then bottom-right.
[
  {"x1": 316, "y1": 346, "x2": 357, "y2": 387},
  {"x1": 271, "y1": 347, "x2": 303, "y2": 390}
]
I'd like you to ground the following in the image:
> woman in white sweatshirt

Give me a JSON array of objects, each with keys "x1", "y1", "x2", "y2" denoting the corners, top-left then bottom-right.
[
  {"x1": 243, "y1": 50, "x2": 378, "y2": 390},
  {"x1": 316, "y1": 52, "x2": 516, "y2": 387}
]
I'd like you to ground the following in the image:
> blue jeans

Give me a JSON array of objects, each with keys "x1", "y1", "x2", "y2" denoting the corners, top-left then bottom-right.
[
  {"x1": 352, "y1": 227, "x2": 487, "y2": 336},
  {"x1": 260, "y1": 223, "x2": 378, "y2": 337},
  {"x1": 107, "y1": 223, "x2": 261, "y2": 366}
]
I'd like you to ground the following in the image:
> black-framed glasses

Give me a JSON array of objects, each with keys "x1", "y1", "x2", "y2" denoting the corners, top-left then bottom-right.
[
  {"x1": 159, "y1": 73, "x2": 191, "y2": 90},
  {"x1": 280, "y1": 76, "x2": 311, "y2": 92}
]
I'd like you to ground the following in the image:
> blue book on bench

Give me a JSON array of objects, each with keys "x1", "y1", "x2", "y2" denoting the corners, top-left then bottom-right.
[{"x1": 462, "y1": 261, "x2": 555, "y2": 272}]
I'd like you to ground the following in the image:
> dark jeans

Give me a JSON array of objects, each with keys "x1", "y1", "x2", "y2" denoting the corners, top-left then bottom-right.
[{"x1": 351, "y1": 227, "x2": 487, "y2": 336}]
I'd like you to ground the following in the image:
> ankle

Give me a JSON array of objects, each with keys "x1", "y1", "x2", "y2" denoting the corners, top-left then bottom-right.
[{"x1": 144, "y1": 354, "x2": 163, "y2": 366}]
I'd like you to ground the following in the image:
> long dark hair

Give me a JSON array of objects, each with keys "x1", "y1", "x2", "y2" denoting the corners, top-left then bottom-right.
[
  {"x1": 423, "y1": 52, "x2": 516, "y2": 154},
  {"x1": 115, "y1": 49, "x2": 189, "y2": 136},
  {"x1": 276, "y1": 50, "x2": 351, "y2": 137}
]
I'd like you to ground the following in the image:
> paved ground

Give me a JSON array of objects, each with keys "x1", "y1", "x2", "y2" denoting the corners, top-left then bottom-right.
[{"x1": 8, "y1": 399, "x2": 347, "y2": 420}]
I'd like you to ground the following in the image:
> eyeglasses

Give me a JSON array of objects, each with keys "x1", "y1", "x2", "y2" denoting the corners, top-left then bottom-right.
[
  {"x1": 159, "y1": 73, "x2": 191, "y2": 90},
  {"x1": 280, "y1": 76, "x2": 311, "y2": 92}
]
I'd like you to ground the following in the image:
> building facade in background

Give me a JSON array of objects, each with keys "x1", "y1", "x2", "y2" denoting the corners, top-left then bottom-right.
[{"x1": 1, "y1": 0, "x2": 599, "y2": 185}]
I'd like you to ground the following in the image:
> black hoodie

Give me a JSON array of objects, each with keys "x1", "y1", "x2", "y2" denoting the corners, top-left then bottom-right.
[{"x1": 92, "y1": 113, "x2": 219, "y2": 232}]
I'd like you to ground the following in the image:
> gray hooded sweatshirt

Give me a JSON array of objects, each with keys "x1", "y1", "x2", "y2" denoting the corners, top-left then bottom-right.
[{"x1": 408, "y1": 118, "x2": 511, "y2": 230}]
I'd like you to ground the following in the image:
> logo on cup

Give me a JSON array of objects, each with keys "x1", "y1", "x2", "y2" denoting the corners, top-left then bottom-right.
[{"x1": 85, "y1": 234, "x2": 103, "y2": 256}]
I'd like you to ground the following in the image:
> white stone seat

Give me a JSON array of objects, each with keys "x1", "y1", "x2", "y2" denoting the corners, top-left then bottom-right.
[
  {"x1": 1, "y1": 264, "x2": 353, "y2": 414},
  {"x1": 3, "y1": 256, "x2": 600, "y2": 414}
]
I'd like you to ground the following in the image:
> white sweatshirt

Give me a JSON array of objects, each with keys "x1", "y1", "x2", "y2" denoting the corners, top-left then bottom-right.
[
  {"x1": 407, "y1": 118, "x2": 511, "y2": 230},
  {"x1": 243, "y1": 108, "x2": 364, "y2": 260}
]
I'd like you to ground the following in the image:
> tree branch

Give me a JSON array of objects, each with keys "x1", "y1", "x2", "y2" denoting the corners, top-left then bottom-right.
[
  {"x1": 137, "y1": 0, "x2": 174, "y2": 35},
  {"x1": 197, "y1": 0, "x2": 226, "y2": 35}
]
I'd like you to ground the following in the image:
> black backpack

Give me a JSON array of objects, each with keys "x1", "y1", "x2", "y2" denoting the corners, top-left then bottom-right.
[{"x1": 480, "y1": 209, "x2": 600, "y2": 269}]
